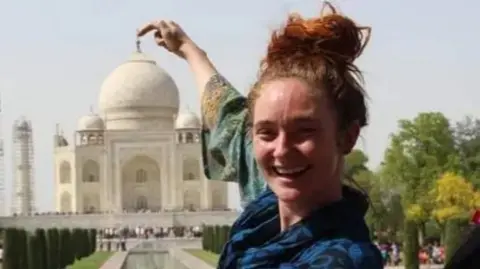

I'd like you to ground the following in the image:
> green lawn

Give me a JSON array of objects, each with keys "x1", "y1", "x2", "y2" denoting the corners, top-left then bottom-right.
[
  {"x1": 185, "y1": 249, "x2": 219, "y2": 267},
  {"x1": 67, "y1": 252, "x2": 113, "y2": 269}
]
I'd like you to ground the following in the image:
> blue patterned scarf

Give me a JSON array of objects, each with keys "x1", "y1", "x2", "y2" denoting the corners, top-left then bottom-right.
[{"x1": 217, "y1": 186, "x2": 383, "y2": 269}]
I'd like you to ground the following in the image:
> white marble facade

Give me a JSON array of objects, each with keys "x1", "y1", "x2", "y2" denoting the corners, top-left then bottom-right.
[{"x1": 52, "y1": 51, "x2": 228, "y2": 214}]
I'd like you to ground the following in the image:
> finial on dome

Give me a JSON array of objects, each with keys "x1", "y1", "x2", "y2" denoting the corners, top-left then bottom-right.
[
  {"x1": 136, "y1": 39, "x2": 142, "y2": 53},
  {"x1": 55, "y1": 123, "x2": 60, "y2": 135}
]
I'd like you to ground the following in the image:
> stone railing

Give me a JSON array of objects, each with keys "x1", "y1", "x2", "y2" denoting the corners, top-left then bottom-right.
[{"x1": 0, "y1": 211, "x2": 239, "y2": 230}]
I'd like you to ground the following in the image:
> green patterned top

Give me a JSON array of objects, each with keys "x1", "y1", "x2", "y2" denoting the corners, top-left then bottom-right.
[{"x1": 201, "y1": 74, "x2": 266, "y2": 207}]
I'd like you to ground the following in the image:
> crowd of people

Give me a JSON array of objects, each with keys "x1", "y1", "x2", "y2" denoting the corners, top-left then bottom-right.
[
  {"x1": 374, "y1": 240, "x2": 445, "y2": 266},
  {"x1": 419, "y1": 242, "x2": 445, "y2": 265}
]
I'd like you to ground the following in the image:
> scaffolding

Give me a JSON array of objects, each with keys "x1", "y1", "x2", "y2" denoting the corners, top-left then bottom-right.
[
  {"x1": 0, "y1": 96, "x2": 4, "y2": 216},
  {"x1": 11, "y1": 116, "x2": 35, "y2": 215}
]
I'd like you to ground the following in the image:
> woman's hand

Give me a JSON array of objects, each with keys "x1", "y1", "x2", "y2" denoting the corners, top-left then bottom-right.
[
  {"x1": 138, "y1": 19, "x2": 218, "y2": 97},
  {"x1": 137, "y1": 20, "x2": 200, "y2": 59}
]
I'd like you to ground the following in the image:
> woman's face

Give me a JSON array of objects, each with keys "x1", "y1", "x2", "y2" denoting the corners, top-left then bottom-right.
[{"x1": 252, "y1": 78, "x2": 352, "y2": 204}]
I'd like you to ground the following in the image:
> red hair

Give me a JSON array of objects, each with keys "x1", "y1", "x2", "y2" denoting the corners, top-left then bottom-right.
[{"x1": 248, "y1": 2, "x2": 371, "y2": 130}]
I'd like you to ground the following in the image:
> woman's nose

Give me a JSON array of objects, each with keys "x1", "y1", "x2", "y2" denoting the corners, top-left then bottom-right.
[{"x1": 272, "y1": 133, "x2": 292, "y2": 158}]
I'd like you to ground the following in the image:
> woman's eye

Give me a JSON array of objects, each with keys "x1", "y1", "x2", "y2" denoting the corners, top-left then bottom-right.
[
  {"x1": 255, "y1": 129, "x2": 276, "y2": 140},
  {"x1": 298, "y1": 127, "x2": 316, "y2": 134}
]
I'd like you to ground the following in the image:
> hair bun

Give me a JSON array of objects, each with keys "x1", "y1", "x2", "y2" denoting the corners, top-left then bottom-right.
[{"x1": 266, "y1": 2, "x2": 371, "y2": 68}]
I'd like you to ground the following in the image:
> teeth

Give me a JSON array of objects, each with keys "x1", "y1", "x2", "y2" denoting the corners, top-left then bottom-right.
[{"x1": 274, "y1": 166, "x2": 307, "y2": 174}]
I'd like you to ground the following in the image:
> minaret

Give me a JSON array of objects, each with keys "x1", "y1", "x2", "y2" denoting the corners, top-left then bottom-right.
[
  {"x1": 11, "y1": 116, "x2": 35, "y2": 215},
  {"x1": 0, "y1": 95, "x2": 5, "y2": 216}
]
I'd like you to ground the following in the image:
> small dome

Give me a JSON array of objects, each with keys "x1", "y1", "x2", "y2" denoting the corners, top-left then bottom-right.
[
  {"x1": 77, "y1": 114, "x2": 104, "y2": 131},
  {"x1": 175, "y1": 110, "x2": 201, "y2": 129},
  {"x1": 98, "y1": 52, "x2": 180, "y2": 130},
  {"x1": 14, "y1": 117, "x2": 32, "y2": 132}
]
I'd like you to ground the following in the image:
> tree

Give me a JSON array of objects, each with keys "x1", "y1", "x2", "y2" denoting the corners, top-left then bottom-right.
[
  {"x1": 345, "y1": 149, "x2": 369, "y2": 178},
  {"x1": 46, "y1": 228, "x2": 59, "y2": 269},
  {"x1": 17, "y1": 229, "x2": 28, "y2": 269},
  {"x1": 88, "y1": 229, "x2": 97, "y2": 254},
  {"x1": 27, "y1": 233, "x2": 40, "y2": 269},
  {"x1": 3, "y1": 228, "x2": 19, "y2": 269},
  {"x1": 344, "y1": 149, "x2": 404, "y2": 240},
  {"x1": 453, "y1": 116, "x2": 480, "y2": 188},
  {"x1": 381, "y1": 112, "x2": 457, "y2": 221},
  {"x1": 380, "y1": 112, "x2": 457, "y2": 268},
  {"x1": 429, "y1": 172, "x2": 480, "y2": 223},
  {"x1": 59, "y1": 228, "x2": 73, "y2": 268},
  {"x1": 34, "y1": 228, "x2": 47, "y2": 269}
]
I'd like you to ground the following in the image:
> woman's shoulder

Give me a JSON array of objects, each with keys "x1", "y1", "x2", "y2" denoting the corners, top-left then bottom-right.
[{"x1": 297, "y1": 239, "x2": 383, "y2": 269}]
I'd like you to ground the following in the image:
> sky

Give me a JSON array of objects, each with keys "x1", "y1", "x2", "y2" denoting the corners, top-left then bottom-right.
[{"x1": 0, "y1": 0, "x2": 478, "y2": 213}]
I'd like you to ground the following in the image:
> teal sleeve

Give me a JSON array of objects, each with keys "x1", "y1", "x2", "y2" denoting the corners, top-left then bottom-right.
[{"x1": 201, "y1": 74, "x2": 265, "y2": 205}]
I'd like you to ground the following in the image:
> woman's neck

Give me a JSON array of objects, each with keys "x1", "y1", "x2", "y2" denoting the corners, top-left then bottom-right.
[{"x1": 278, "y1": 185, "x2": 342, "y2": 231}]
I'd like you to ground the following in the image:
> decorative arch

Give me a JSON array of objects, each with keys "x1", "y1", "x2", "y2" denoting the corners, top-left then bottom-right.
[
  {"x1": 82, "y1": 160, "x2": 100, "y2": 182},
  {"x1": 60, "y1": 191, "x2": 72, "y2": 212},
  {"x1": 183, "y1": 190, "x2": 201, "y2": 210},
  {"x1": 59, "y1": 161, "x2": 71, "y2": 184},
  {"x1": 212, "y1": 189, "x2": 223, "y2": 210},
  {"x1": 136, "y1": 195, "x2": 148, "y2": 210},
  {"x1": 121, "y1": 155, "x2": 161, "y2": 211},
  {"x1": 136, "y1": 169, "x2": 148, "y2": 183},
  {"x1": 183, "y1": 158, "x2": 200, "y2": 181},
  {"x1": 185, "y1": 132, "x2": 194, "y2": 143},
  {"x1": 83, "y1": 194, "x2": 100, "y2": 213}
]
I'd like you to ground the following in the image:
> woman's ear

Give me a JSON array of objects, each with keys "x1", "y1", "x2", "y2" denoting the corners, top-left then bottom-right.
[{"x1": 340, "y1": 122, "x2": 360, "y2": 154}]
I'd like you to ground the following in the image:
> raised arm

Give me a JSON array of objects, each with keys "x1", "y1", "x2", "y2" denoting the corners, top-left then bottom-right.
[{"x1": 137, "y1": 20, "x2": 264, "y2": 204}]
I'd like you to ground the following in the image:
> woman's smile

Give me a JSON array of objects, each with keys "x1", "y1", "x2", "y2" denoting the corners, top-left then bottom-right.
[{"x1": 272, "y1": 165, "x2": 312, "y2": 178}]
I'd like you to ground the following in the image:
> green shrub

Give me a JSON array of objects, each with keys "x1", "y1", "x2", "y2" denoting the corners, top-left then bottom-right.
[
  {"x1": 27, "y1": 233, "x2": 40, "y2": 269},
  {"x1": 445, "y1": 218, "x2": 470, "y2": 262},
  {"x1": 17, "y1": 229, "x2": 28, "y2": 269},
  {"x1": 201, "y1": 225, "x2": 207, "y2": 250},
  {"x1": 88, "y1": 229, "x2": 97, "y2": 254},
  {"x1": 46, "y1": 228, "x2": 60, "y2": 269},
  {"x1": 71, "y1": 228, "x2": 83, "y2": 260},
  {"x1": 59, "y1": 228, "x2": 74, "y2": 267},
  {"x1": 201, "y1": 225, "x2": 232, "y2": 255},
  {"x1": 34, "y1": 228, "x2": 47, "y2": 269},
  {"x1": 3, "y1": 227, "x2": 19, "y2": 269}
]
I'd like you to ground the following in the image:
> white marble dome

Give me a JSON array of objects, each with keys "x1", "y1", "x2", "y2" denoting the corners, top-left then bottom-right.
[
  {"x1": 175, "y1": 110, "x2": 201, "y2": 129},
  {"x1": 77, "y1": 113, "x2": 104, "y2": 131},
  {"x1": 98, "y1": 52, "x2": 180, "y2": 130}
]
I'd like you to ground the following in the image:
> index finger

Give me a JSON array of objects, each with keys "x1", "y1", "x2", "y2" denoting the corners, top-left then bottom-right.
[{"x1": 137, "y1": 22, "x2": 159, "y2": 37}]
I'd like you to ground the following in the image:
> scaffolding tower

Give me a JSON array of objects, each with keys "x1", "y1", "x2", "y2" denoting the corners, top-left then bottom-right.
[
  {"x1": 0, "y1": 96, "x2": 5, "y2": 216},
  {"x1": 11, "y1": 116, "x2": 35, "y2": 215}
]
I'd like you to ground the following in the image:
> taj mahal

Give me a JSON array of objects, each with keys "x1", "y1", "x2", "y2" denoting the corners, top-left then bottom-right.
[
  {"x1": 0, "y1": 49, "x2": 238, "y2": 230},
  {"x1": 52, "y1": 50, "x2": 228, "y2": 214}
]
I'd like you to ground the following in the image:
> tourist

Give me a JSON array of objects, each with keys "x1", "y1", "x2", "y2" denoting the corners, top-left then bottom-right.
[{"x1": 138, "y1": 2, "x2": 382, "y2": 268}]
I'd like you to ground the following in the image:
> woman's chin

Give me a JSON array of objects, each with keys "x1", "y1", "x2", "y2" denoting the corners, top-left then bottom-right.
[{"x1": 272, "y1": 186, "x2": 302, "y2": 202}]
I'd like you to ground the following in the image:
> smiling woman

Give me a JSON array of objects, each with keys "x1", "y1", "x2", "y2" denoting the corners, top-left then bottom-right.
[{"x1": 138, "y1": 1, "x2": 382, "y2": 268}]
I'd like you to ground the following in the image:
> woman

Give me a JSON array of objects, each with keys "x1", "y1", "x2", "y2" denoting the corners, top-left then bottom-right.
[{"x1": 138, "y1": 2, "x2": 382, "y2": 268}]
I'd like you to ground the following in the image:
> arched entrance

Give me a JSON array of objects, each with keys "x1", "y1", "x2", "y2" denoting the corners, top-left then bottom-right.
[
  {"x1": 60, "y1": 191, "x2": 71, "y2": 212},
  {"x1": 183, "y1": 190, "x2": 201, "y2": 211},
  {"x1": 121, "y1": 155, "x2": 161, "y2": 212}
]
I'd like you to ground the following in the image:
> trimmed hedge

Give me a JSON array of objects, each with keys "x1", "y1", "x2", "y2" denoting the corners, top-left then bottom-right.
[
  {"x1": 202, "y1": 225, "x2": 231, "y2": 254},
  {"x1": 444, "y1": 218, "x2": 470, "y2": 263},
  {"x1": 403, "y1": 220, "x2": 419, "y2": 269},
  {"x1": 1, "y1": 227, "x2": 97, "y2": 269}
]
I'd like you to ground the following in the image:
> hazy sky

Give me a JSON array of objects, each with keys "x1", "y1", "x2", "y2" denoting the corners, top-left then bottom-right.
[{"x1": 0, "y1": 0, "x2": 478, "y2": 212}]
